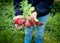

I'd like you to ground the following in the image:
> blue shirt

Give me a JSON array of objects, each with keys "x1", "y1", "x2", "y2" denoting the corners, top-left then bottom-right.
[{"x1": 13, "y1": 0, "x2": 54, "y2": 17}]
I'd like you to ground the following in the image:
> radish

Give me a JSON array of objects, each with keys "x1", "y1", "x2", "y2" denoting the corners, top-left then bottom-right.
[
  {"x1": 15, "y1": 18, "x2": 23, "y2": 25},
  {"x1": 14, "y1": 0, "x2": 43, "y2": 29},
  {"x1": 36, "y1": 21, "x2": 43, "y2": 26},
  {"x1": 29, "y1": 19, "x2": 36, "y2": 26},
  {"x1": 22, "y1": 19, "x2": 26, "y2": 24},
  {"x1": 25, "y1": 21, "x2": 31, "y2": 28},
  {"x1": 15, "y1": 18, "x2": 20, "y2": 24}
]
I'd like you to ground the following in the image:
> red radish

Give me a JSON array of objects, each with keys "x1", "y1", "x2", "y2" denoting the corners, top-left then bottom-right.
[
  {"x1": 14, "y1": 18, "x2": 22, "y2": 23},
  {"x1": 15, "y1": 18, "x2": 20, "y2": 24},
  {"x1": 29, "y1": 19, "x2": 36, "y2": 25},
  {"x1": 25, "y1": 21, "x2": 31, "y2": 28},
  {"x1": 15, "y1": 19, "x2": 23, "y2": 25},
  {"x1": 22, "y1": 19, "x2": 26, "y2": 24},
  {"x1": 36, "y1": 21, "x2": 43, "y2": 26}
]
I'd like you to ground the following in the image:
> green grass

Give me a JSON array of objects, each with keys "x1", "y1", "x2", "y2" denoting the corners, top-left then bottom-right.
[{"x1": 0, "y1": 2, "x2": 60, "y2": 43}]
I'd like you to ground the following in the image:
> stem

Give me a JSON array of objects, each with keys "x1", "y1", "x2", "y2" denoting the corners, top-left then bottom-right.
[{"x1": 20, "y1": 0, "x2": 35, "y2": 20}]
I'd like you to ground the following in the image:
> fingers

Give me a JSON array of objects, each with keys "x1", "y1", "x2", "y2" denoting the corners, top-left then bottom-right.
[
  {"x1": 15, "y1": 24, "x2": 23, "y2": 29},
  {"x1": 13, "y1": 15, "x2": 23, "y2": 24},
  {"x1": 19, "y1": 25, "x2": 23, "y2": 29},
  {"x1": 13, "y1": 15, "x2": 23, "y2": 21},
  {"x1": 13, "y1": 15, "x2": 23, "y2": 29},
  {"x1": 27, "y1": 16, "x2": 32, "y2": 21},
  {"x1": 15, "y1": 24, "x2": 18, "y2": 28}
]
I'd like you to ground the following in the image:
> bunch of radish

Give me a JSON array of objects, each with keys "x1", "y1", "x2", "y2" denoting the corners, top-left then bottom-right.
[
  {"x1": 14, "y1": 0, "x2": 43, "y2": 28},
  {"x1": 15, "y1": 17, "x2": 42, "y2": 28}
]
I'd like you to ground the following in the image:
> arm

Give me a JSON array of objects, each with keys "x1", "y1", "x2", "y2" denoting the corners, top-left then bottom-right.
[
  {"x1": 13, "y1": 0, "x2": 22, "y2": 16},
  {"x1": 35, "y1": 0, "x2": 54, "y2": 16}
]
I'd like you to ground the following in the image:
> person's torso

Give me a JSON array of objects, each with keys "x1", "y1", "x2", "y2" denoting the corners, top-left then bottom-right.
[
  {"x1": 28, "y1": 0, "x2": 42, "y2": 6},
  {"x1": 20, "y1": 0, "x2": 53, "y2": 6}
]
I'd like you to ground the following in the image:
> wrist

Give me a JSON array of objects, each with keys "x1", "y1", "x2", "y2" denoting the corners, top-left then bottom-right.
[
  {"x1": 31, "y1": 11, "x2": 37, "y2": 18},
  {"x1": 33, "y1": 11, "x2": 38, "y2": 16}
]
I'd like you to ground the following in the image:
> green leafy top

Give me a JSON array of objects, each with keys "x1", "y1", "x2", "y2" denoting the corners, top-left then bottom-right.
[{"x1": 20, "y1": 0, "x2": 35, "y2": 19}]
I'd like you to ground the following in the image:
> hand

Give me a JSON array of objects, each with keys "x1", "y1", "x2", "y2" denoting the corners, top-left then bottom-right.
[
  {"x1": 28, "y1": 11, "x2": 37, "y2": 20},
  {"x1": 13, "y1": 15, "x2": 23, "y2": 21},
  {"x1": 15, "y1": 24, "x2": 23, "y2": 29},
  {"x1": 13, "y1": 15, "x2": 23, "y2": 29}
]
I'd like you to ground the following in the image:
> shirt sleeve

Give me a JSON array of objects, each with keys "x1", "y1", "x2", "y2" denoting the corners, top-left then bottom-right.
[
  {"x1": 13, "y1": 0, "x2": 22, "y2": 16},
  {"x1": 35, "y1": 0, "x2": 54, "y2": 16}
]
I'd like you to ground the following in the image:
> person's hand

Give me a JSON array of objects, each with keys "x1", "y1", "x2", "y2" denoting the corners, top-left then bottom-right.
[
  {"x1": 13, "y1": 15, "x2": 23, "y2": 29},
  {"x1": 28, "y1": 11, "x2": 38, "y2": 20}
]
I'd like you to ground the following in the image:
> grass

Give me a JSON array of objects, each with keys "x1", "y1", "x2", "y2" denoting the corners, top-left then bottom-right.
[{"x1": 0, "y1": 2, "x2": 59, "y2": 43}]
